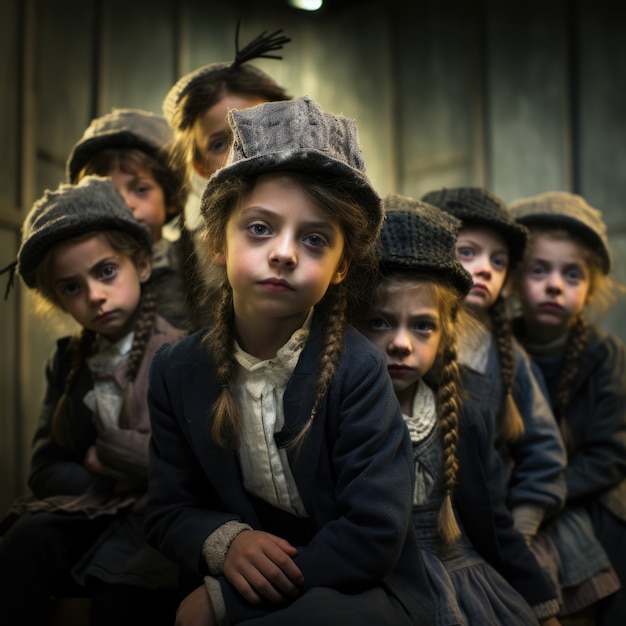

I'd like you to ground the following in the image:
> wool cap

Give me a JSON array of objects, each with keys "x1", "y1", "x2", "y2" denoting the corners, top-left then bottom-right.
[
  {"x1": 509, "y1": 191, "x2": 611, "y2": 274},
  {"x1": 422, "y1": 186, "x2": 528, "y2": 268},
  {"x1": 379, "y1": 194, "x2": 473, "y2": 297},
  {"x1": 200, "y1": 95, "x2": 383, "y2": 236},
  {"x1": 18, "y1": 175, "x2": 152, "y2": 289},
  {"x1": 66, "y1": 108, "x2": 173, "y2": 183}
]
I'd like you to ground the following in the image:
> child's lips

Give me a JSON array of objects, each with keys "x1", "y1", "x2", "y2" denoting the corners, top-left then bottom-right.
[
  {"x1": 259, "y1": 278, "x2": 294, "y2": 292},
  {"x1": 470, "y1": 282, "x2": 489, "y2": 296},
  {"x1": 539, "y1": 301, "x2": 565, "y2": 314},
  {"x1": 387, "y1": 364, "x2": 414, "y2": 376}
]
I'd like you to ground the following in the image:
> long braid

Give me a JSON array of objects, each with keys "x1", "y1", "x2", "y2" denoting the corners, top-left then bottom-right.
[
  {"x1": 557, "y1": 313, "x2": 589, "y2": 419},
  {"x1": 205, "y1": 282, "x2": 241, "y2": 447},
  {"x1": 436, "y1": 342, "x2": 462, "y2": 545},
  {"x1": 291, "y1": 283, "x2": 347, "y2": 449},
  {"x1": 50, "y1": 328, "x2": 97, "y2": 449},
  {"x1": 120, "y1": 283, "x2": 158, "y2": 428},
  {"x1": 489, "y1": 296, "x2": 525, "y2": 444}
]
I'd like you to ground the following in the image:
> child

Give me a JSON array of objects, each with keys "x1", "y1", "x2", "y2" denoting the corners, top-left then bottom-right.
[
  {"x1": 421, "y1": 187, "x2": 567, "y2": 547},
  {"x1": 509, "y1": 191, "x2": 626, "y2": 625},
  {"x1": 163, "y1": 25, "x2": 291, "y2": 323},
  {"x1": 144, "y1": 96, "x2": 435, "y2": 625},
  {"x1": 0, "y1": 176, "x2": 187, "y2": 625},
  {"x1": 352, "y1": 194, "x2": 560, "y2": 625},
  {"x1": 163, "y1": 24, "x2": 291, "y2": 232},
  {"x1": 67, "y1": 107, "x2": 192, "y2": 330}
]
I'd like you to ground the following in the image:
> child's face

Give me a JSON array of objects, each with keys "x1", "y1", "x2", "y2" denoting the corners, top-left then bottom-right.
[
  {"x1": 360, "y1": 283, "x2": 442, "y2": 415},
  {"x1": 515, "y1": 232, "x2": 591, "y2": 342},
  {"x1": 456, "y1": 226, "x2": 509, "y2": 314},
  {"x1": 192, "y1": 93, "x2": 266, "y2": 179},
  {"x1": 108, "y1": 166, "x2": 170, "y2": 243},
  {"x1": 216, "y1": 172, "x2": 348, "y2": 335},
  {"x1": 51, "y1": 234, "x2": 151, "y2": 342}
]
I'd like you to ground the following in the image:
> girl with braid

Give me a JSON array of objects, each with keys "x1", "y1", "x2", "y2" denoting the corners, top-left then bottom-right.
[
  {"x1": 509, "y1": 192, "x2": 626, "y2": 626},
  {"x1": 144, "y1": 97, "x2": 435, "y2": 626},
  {"x1": 0, "y1": 176, "x2": 187, "y2": 625},
  {"x1": 422, "y1": 187, "x2": 567, "y2": 551},
  {"x1": 163, "y1": 24, "x2": 292, "y2": 326},
  {"x1": 353, "y1": 195, "x2": 561, "y2": 625}
]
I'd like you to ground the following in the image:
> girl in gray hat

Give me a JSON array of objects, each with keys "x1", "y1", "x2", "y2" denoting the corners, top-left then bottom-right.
[
  {"x1": 163, "y1": 26, "x2": 292, "y2": 326},
  {"x1": 509, "y1": 191, "x2": 626, "y2": 625},
  {"x1": 352, "y1": 195, "x2": 560, "y2": 625},
  {"x1": 0, "y1": 176, "x2": 187, "y2": 625},
  {"x1": 144, "y1": 96, "x2": 435, "y2": 625}
]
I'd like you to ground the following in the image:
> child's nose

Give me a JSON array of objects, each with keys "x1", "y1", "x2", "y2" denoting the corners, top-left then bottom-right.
[
  {"x1": 87, "y1": 280, "x2": 106, "y2": 303},
  {"x1": 546, "y1": 272, "x2": 563, "y2": 294},
  {"x1": 269, "y1": 236, "x2": 297, "y2": 267},
  {"x1": 389, "y1": 329, "x2": 412, "y2": 354}
]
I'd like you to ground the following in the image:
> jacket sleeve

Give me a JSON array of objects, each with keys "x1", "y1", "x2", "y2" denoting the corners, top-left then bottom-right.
[
  {"x1": 507, "y1": 345, "x2": 567, "y2": 516},
  {"x1": 28, "y1": 342, "x2": 113, "y2": 498},
  {"x1": 565, "y1": 335, "x2": 626, "y2": 501}
]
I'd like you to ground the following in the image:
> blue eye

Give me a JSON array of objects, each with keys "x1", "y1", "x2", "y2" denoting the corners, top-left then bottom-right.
[
  {"x1": 304, "y1": 233, "x2": 327, "y2": 248},
  {"x1": 457, "y1": 247, "x2": 473, "y2": 260},
  {"x1": 368, "y1": 318, "x2": 389, "y2": 330},
  {"x1": 248, "y1": 223, "x2": 271, "y2": 237},
  {"x1": 99, "y1": 265, "x2": 117, "y2": 280},
  {"x1": 492, "y1": 255, "x2": 508, "y2": 270},
  {"x1": 209, "y1": 137, "x2": 229, "y2": 155}
]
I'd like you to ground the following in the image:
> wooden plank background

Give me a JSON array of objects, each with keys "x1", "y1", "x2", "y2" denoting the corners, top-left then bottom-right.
[{"x1": 1, "y1": 0, "x2": 625, "y2": 512}]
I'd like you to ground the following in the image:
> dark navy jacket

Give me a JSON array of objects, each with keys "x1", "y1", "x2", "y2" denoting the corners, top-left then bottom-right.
[{"x1": 145, "y1": 320, "x2": 435, "y2": 624}]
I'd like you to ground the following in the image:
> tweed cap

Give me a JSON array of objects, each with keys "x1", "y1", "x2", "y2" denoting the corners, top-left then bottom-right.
[
  {"x1": 509, "y1": 191, "x2": 611, "y2": 274},
  {"x1": 422, "y1": 186, "x2": 528, "y2": 267},
  {"x1": 379, "y1": 194, "x2": 473, "y2": 297},
  {"x1": 18, "y1": 176, "x2": 151, "y2": 289},
  {"x1": 66, "y1": 108, "x2": 173, "y2": 183},
  {"x1": 200, "y1": 96, "x2": 383, "y2": 235}
]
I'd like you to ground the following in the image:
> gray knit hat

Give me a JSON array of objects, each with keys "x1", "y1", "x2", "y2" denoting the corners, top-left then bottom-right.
[
  {"x1": 66, "y1": 108, "x2": 173, "y2": 183},
  {"x1": 200, "y1": 96, "x2": 383, "y2": 235},
  {"x1": 379, "y1": 194, "x2": 473, "y2": 297},
  {"x1": 422, "y1": 186, "x2": 528, "y2": 268},
  {"x1": 18, "y1": 176, "x2": 151, "y2": 289},
  {"x1": 509, "y1": 191, "x2": 611, "y2": 274},
  {"x1": 162, "y1": 28, "x2": 291, "y2": 127}
]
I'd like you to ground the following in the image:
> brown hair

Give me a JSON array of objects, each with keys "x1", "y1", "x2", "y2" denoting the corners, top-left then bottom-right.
[
  {"x1": 201, "y1": 171, "x2": 376, "y2": 449},
  {"x1": 79, "y1": 147, "x2": 186, "y2": 220}
]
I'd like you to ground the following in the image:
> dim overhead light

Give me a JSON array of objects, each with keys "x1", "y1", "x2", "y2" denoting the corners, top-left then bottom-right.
[{"x1": 288, "y1": 0, "x2": 323, "y2": 11}]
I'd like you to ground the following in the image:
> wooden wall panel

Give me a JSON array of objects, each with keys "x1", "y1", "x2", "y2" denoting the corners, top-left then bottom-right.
[
  {"x1": 486, "y1": 0, "x2": 570, "y2": 203},
  {"x1": 100, "y1": 0, "x2": 178, "y2": 114},
  {"x1": 392, "y1": 0, "x2": 484, "y2": 200},
  {"x1": 34, "y1": 0, "x2": 97, "y2": 196},
  {"x1": 576, "y1": 1, "x2": 626, "y2": 342},
  {"x1": 0, "y1": 0, "x2": 20, "y2": 214},
  {"x1": 0, "y1": 228, "x2": 19, "y2": 514}
]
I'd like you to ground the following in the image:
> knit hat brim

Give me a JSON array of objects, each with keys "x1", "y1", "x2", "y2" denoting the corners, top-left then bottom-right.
[{"x1": 18, "y1": 176, "x2": 151, "y2": 289}]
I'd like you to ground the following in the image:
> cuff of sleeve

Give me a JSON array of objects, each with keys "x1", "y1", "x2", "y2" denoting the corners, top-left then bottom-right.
[
  {"x1": 512, "y1": 503, "x2": 545, "y2": 540},
  {"x1": 202, "y1": 521, "x2": 253, "y2": 575},
  {"x1": 532, "y1": 598, "x2": 560, "y2": 620},
  {"x1": 204, "y1": 576, "x2": 228, "y2": 626}
]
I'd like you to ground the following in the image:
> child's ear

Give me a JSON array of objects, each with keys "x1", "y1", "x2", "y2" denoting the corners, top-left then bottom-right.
[
  {"x1": 137, "y1": 255, "x2": 152, "y2": 283},
  {"x1": 331, "y1": 257, "x2": 350, "y2": 285},
  {"x1": 212, "y1": 248, "x2": 226, "y2": 266}
]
